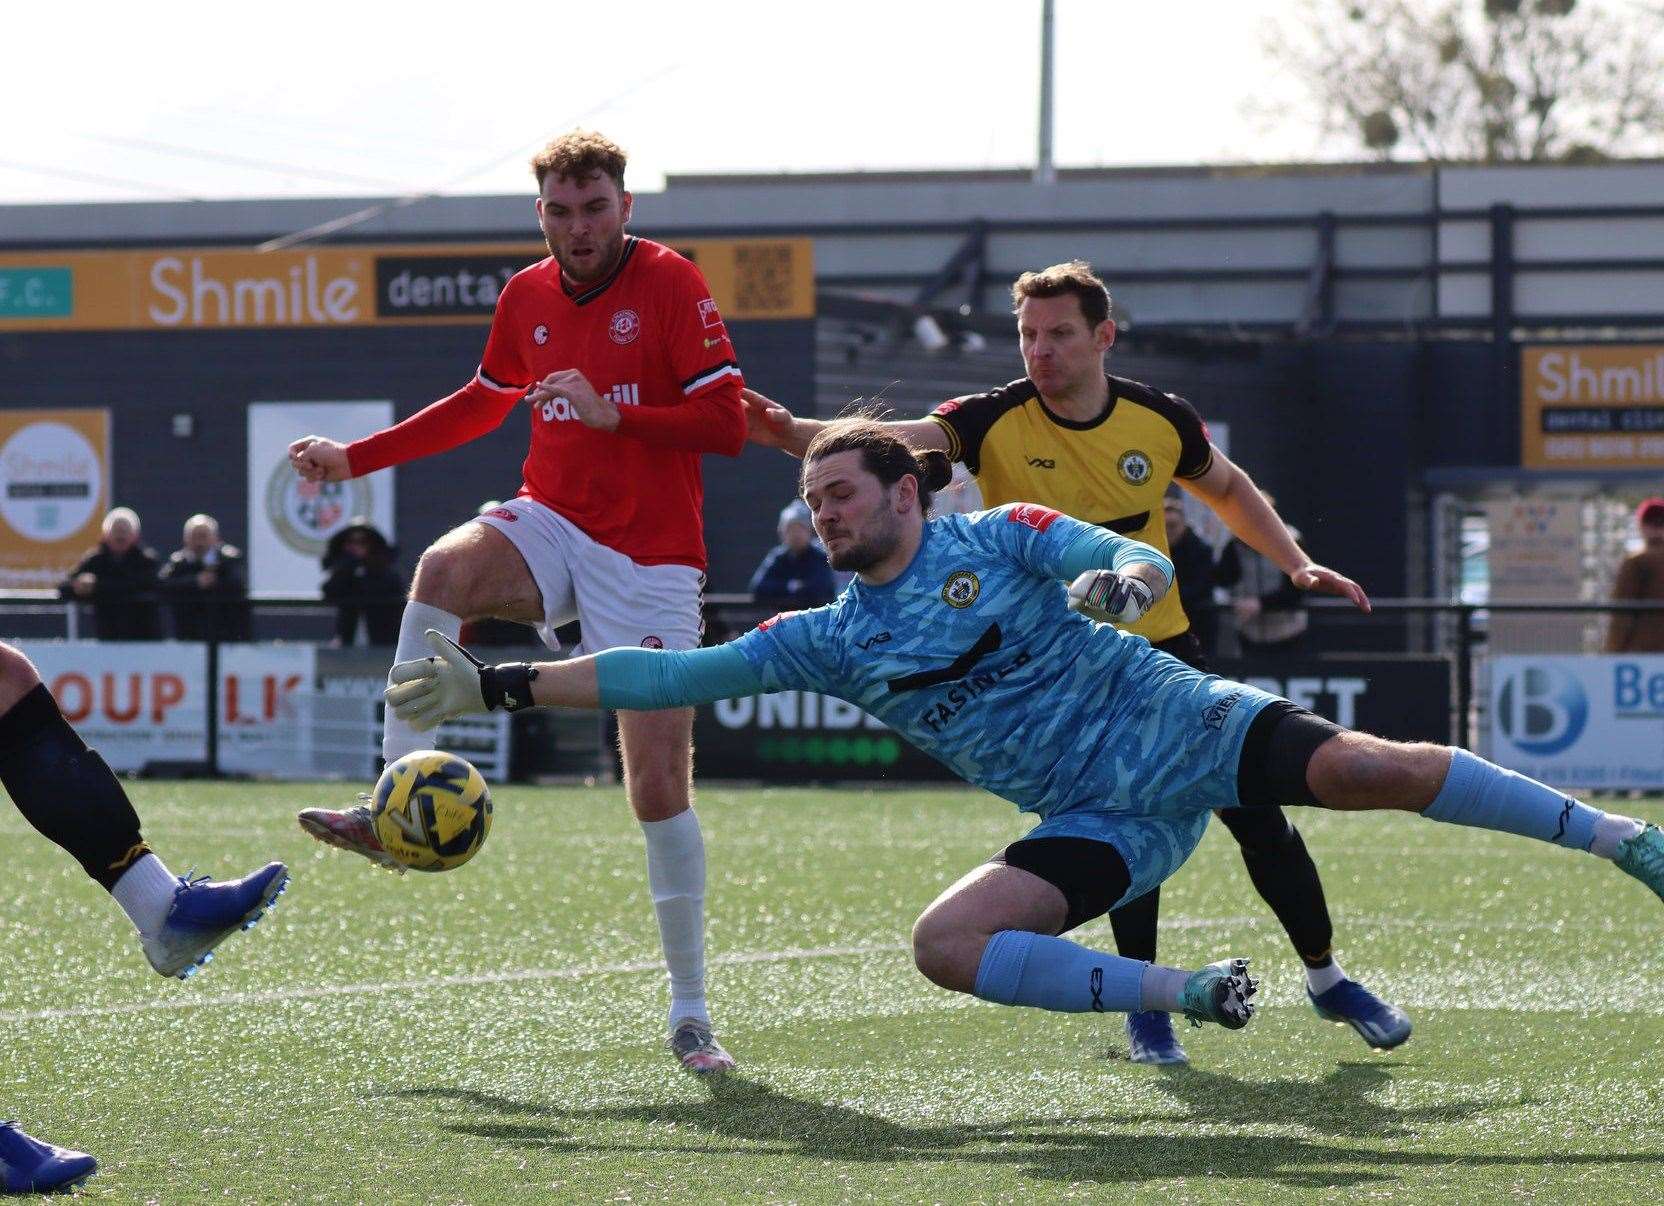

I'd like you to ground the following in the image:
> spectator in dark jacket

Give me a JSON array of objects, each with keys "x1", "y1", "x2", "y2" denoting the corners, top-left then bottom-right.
[
  {"x1": 1217, "y1": 491, "x2": 1309, "y2": 657},
  {"x1": 1163, "y1": 494, "x2": 1222, "y2": 658},
  {"x1": 749, "y1": 500, "x2": 836, "y2": 609},
  {"x1": 159, "y1": 513, "x2": 250, "y2": 641},
  {"x1": 322, "y1": 519, "x2": 405, "y2": 647},
  {"x1": 58, "y1": 507, "x2": 162, "y2": 640}
]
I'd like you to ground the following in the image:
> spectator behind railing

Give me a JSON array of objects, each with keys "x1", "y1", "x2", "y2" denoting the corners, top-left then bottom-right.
[
  {"x1": 748, "y1": 499, "x2": 835, "y2": 609},
  {"x1": 1163, "y1": 492, "x2": 1222, "y2": 659},
  {"x1": 1606, "y1": 496, "x2": 1664, "y2": 653},
  {"x1": 159, "y1": 513, "x2": 250, "y2": 642},
  {"x1": 1217, "y1": 491, "x2": 1309, "y2": 658},
  {"x1": 321, "y1": 519, "x2": 405, "y2": 647},
  {"x1": 57, "y1": 507, "x2": 162, "y2": 641}
]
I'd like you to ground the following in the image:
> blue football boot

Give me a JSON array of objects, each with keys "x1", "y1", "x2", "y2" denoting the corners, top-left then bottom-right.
[
  {"x1": 1615, "y1": 823, "x2": 1664, "y2": 903},
  {"x1": 1178, "y1": 958, "x2": 1258, "y2": 1030},
  {"x1": 1125, "y1": 1010, "x2": 1189, "y2": 1064},
  {"x1": 1308, "y1": 978, "x2": 1412, "y2": 1050},
  {"x1": 0, "y1": 1122, "x2": 97, "y2": 1194},
  {"x1": 142, "y1": 862, "x2": 289, "y2": 979}
]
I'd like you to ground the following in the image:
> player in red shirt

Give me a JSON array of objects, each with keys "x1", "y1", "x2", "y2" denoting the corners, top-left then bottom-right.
[{"x1": 287, "y1": 131, "x2": 744, "y2": 1074}]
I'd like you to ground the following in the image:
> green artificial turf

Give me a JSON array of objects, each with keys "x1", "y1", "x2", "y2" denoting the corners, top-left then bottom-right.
[{"x1": 2, "y1": 782, "x2": 1659, "y2": 1202}]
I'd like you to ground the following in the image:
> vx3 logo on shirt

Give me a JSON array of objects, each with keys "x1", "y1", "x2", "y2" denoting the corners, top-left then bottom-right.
[
  {"x1": 856, "y1": 631, "x2": 892, "y2": 651},
  {"x1": 1026, "y1": 456, "x2": 1057, "y2": 469}
]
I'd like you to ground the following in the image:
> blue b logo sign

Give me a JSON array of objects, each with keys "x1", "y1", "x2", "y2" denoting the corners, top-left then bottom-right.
[{"x1": 1495, "y1": 664, "x2": 1588, "y2": 756}]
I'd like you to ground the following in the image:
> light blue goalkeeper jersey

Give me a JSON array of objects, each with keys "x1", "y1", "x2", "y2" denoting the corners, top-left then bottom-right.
[{"x1": 596, "y1": 504, "x2": 1281, "y2": 902}]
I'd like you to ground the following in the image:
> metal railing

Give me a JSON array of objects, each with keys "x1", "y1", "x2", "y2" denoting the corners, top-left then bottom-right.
[{"x1": 8, "y1": 593, "x2": 1664, "y2": 778}]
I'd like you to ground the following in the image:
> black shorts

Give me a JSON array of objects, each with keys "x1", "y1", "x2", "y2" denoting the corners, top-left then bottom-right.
[
  {"x1": 988, "y1": 837, "x2": 1133, "y2": 935},
  {"x1": 1234, "y1": 699, "x2": 1344, "y2": 808},
  {"x1": 1152, "y1": 630, "x2": 1207, "y2": 672}
]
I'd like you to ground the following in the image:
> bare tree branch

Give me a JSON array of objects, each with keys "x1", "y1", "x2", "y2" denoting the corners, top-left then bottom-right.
[{"x1": 1260, "y1": 0, "x2": 1664, "y2": 161}]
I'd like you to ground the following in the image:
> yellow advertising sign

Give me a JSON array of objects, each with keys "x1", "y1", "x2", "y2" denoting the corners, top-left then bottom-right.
[
  {"x1": 0, "y1": 238, "x2": 813, "y2": 332},
  {"x1": 1522, "y1": 345, "x2": 1664, "y2": 470},
  {"x1": 0, "y1": 409, "x2": 110, "y2": 590}
]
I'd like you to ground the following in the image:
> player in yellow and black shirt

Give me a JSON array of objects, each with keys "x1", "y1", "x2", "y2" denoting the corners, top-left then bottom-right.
[
  {"x1": 929, "y1": 373, "x2": 1212, "y2": 649},
  {"x1": 743, "y1": 260, "x2": 1410, "y2": 1065}
]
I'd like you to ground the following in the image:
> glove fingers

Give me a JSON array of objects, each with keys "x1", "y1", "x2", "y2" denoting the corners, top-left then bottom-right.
[
  {"x1": 385, "y1": 678, "x2": 434, "y2": 710},
  {"x1": 402, "y1": 696, "x2": 444, "y2": 732},
  {"x1": 425, "y1": 628, "x2": 484, "y2": 669},
  {"x1": 388, "y1": 656, "x2": 436, "y2": 686}
]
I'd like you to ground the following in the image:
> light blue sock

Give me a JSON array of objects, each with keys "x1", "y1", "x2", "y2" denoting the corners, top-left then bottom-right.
[
  {"x1": 1422, "y1": 748, "x2": 1603, "y2": 851},
  {"x1": 973, "y1": 930, "x2": 1146, "y2": 1013}
]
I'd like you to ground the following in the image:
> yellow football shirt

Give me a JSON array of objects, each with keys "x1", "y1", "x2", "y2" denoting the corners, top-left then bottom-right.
[{"x1": 928, "y1": 373, "x2": 1214, "y2": 642}]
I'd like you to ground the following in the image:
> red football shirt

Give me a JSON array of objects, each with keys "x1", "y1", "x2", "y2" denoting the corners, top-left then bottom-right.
[{"x1": 349, "y1": 236, "x2": 744, "y2": 570}]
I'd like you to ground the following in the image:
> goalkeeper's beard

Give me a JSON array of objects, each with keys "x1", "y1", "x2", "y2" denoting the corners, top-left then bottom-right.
[{"x1": 825, "y1": 524, "x2": 900, "y2": 573}]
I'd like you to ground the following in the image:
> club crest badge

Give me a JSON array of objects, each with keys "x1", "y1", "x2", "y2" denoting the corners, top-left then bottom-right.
[
  {"x1": 608, "y1": 309, "x2": 640, "y2": 345},
  {"x1": 942, "y1": 570, "x2": 981, "y2": 609},
  {"x1": 1118, "y1": 449, "x2": 1153, "y2": 485}
]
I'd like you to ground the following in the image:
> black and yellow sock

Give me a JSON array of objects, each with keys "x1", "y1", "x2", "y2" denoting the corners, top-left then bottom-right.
[
  {"x1": 1216, "y1": 805, "x2": 1335, "y2": 964},
  {"x1": 0, "y1": 683, "x2": 149, "y2": 891}
]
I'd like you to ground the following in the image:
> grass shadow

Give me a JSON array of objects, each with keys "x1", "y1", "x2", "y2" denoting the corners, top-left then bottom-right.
[{"x1": 394, "y1": 1071, "x2": 1662, "y2": 1191}]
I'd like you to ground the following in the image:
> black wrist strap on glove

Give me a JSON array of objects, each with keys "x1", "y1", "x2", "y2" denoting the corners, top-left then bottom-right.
[{"x1": 478, "y1": 662, "x2": 539, "y2": 712}]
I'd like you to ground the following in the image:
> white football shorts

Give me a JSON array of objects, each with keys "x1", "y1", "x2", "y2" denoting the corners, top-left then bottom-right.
[{"x1": 475, "y1": 497, "x2": 704, "y2": 656}]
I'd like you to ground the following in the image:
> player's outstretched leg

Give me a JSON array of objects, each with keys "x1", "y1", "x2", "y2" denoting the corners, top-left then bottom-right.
[
  {"x1": 618, "y1": 709, "x2": 734, "y2": 1075},
  {"x1": 912, "y1": 856, "x2": 1258, "y2": 1039},
  {"x1": 299, "y1": 523, "x2": 510, "y2": 872},
  {"x1": 0, "y1": 1121, "x2": 97, "y2": 1194},
  {"x1": 1303, "y1": 732, "x2": 1661, "y2": 900},
  {"x1": 0, "y1": 643, "x2": 288, "y2": 979},
  {"x1": 1215, "y1": 805, "x2": 1411, "y2": 1051}
]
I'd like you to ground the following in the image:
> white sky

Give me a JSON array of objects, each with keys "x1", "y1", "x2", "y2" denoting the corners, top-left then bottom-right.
[{"x1": 3, "y1": 1, "x2": 1328, "y2": 207}]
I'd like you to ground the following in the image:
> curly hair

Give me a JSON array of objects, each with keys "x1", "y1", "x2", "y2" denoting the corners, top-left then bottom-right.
[{"x1": 531, "y1": 130, "x2": 627, "y2": 190}]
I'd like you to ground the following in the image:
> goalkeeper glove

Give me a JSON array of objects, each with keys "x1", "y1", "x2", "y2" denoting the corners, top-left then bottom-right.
[
  {"x1": 1068, "y1": 570, "x2": 1156, "y2": 625},
  {"x1": 384, "y1": 630, "x2": 538, "y2": 731}
]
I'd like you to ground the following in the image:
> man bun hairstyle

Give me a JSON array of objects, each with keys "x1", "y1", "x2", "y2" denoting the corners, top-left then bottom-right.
[
  {"x1": 1011, "y1": 260, "x2": 1112, "y2": 330},
  {"x1": 802, "y1": 418, "x2": 953, "y2": 515},
  {"x1": 531, "y1": 130, "x2": 627, "y2": 190}
]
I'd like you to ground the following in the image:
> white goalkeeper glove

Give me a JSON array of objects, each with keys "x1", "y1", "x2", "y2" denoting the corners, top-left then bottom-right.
[
  {"x1": 1067, "y1": 570, "x2": 1156, "y2": 625},
  {"x1": 384, "y1": 630, "x2": 539, "y2": 731}
]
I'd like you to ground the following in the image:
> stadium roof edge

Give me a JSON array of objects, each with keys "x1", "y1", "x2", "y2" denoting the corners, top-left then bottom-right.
[{"x1": 662, "y1": 157, "x2": 1664, "y2": 187}]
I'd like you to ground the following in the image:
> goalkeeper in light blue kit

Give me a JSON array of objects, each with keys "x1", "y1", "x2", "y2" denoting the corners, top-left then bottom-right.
[{"x1": 386, "y1": 419, "x2": 1664, "y2": 1036}]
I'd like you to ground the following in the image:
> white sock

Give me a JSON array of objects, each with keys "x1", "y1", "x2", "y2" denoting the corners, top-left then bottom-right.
[
  {"x1": 641, "y1": 809, "x2": 709, "y2": 1030},
  {"x1": 110, "y1": 853, "x2": 178, "y2": 938},
  {"x1": 1589, "y1": 813, "x2": 1646, "y2": 859},
  {"x1": 1305, "y1": 957, "x2": 1347, "y2": 995},
  {"x1": 1137, "y1": 963, "x2": 1190, "y2": 1012},
  {"x1": 383, "y1": 601, "x2": 463, "y2": 764}
]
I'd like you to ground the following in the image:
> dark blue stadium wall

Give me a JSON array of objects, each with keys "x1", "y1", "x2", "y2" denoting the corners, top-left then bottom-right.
[
  {"x1": 1115, "y1": 338, "x2": 1502, "y2": 609},
  {"x1": 0, "y1": 327, "x2": 1506, "y2": 601},
  {"x1": 0, "y1": 319, "x2": 813, "y2": 593}
]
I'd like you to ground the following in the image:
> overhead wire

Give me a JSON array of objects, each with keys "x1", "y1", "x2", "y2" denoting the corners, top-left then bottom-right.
[{"x1": 256, "y1": 62, "x2": 682, "y2": 252}]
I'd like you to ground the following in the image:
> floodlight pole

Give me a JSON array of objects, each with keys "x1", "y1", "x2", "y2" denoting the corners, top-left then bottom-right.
[{"x1": 1035, "y1": 0, "x2": 1057, "y2": 185}]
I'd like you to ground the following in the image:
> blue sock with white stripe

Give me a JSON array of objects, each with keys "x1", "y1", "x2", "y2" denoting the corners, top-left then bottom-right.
[
  {"x1": 973, "y1": 930, "x2": 1147, "y2": 1014},
  {"x1": 1421, "y1": 748, "x2": 1604, "y2": 851}
]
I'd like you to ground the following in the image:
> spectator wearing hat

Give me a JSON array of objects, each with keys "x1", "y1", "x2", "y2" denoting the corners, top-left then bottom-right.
[
  {"x1": 1606, "y1": 497, "x2": 1664, "y2": 653},
  {"x1": 58, "y1": 507, "x2": 162, "y2": 641},
  {"x1": 749, "y1": 499, "x2": 836, "y2": 610},
  {"x1": 322, "y1": 520, "x2": 405, "y2": 647},
  {"x1": 159, "y1": 514, "x2": 250, "y2": 641}
]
